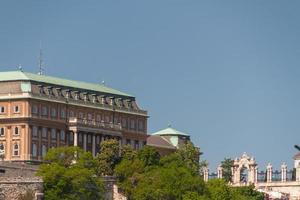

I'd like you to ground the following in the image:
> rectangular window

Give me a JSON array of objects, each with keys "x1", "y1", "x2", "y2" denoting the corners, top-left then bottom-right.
[
  {"x1": 130, "y1": 119, "x2": 135, "y2": 129},
  {"x1": 51, "y1": 108, "x2": 57, "y2": 118},
  {"x1": 87, "y1": 135, "x2": 92, "y2": 144},
  {"x1": 126, "y1": 139, "x2": 131, "y2": 145},
  {"x1": 60, "y1": 130, "x2": 65, "y2": 141},
  {"x1": 13, "y1": 143, "x2": 19, "y2": 156},
  {"x1": 60, "y1": 109, "x2": 66, "y2": 119},
  {"x1": 32, "y1": 143, "x2": 37, "y2": 157},
  {"x1": 31, "y1": 105, "x2": 38, "y2": 114},
  {"x1": 51, "y1": 129, "x2": 56, "y2": 139},
  {"x1": 32, "y1": 126, "x2": 38, "y2": 137},
  {"x1": 42, "y1": 106, "x2": 48, "y2": 116},
  {"x1": 42, "y1": 128, "x2": 47, "y2": 138}
]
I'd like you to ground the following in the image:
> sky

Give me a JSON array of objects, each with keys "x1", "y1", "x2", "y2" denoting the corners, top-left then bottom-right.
[{"x1": 0, "y1": 0, "x2": 300, "y2": 170}]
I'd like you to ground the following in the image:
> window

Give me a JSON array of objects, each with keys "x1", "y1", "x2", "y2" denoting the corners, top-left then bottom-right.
[
  {"x1": 42, "y1": 128, "x2": 47, "y2": 138},
  {"x1": 96, "y1": 115, "x2": 101, "y2": 122},
  {"x1": 88, "y1": 113, "x2": 92, "y2": 120},
  {"x1": 130, "y1": 119, "x2": 135, "y2": 129},
  {"x1": 60, "y1": 109, "x2": 66, "y2": 119},
  {"x1": 78, "y1": 133, "x2": 82, "y2": 143},
  {"x1": 14, "y1": 106, "x2": 20, "y2": 113},
  {"x1": 31, "y1": 105, "x2": 38, "y2": 114},
  {"x1": 138, "y1": 120, "x2": 144, "y2": 131},
  {"x1": 42, "y1": 144, "x2": 47, "y2": 157},
  {"x1": 0, "y1": 143, "x2": 4, "y2": 151},
  {"x1": 0, "y1": 106, "x2": 5, "y2": 114},
  {"x1": 69, "y1": 110, "x2": 74, "y2": 117},
  {"x1": 51, "y1": 108, "x2": 57, "y2": 117},
  {"x1": 13, "y1": 143, "x2": 19, "y2": 156},
  {"x1": 42, "y1": 106, "x2": 48, "y2": 116},
  {"x1": 70, "y1": 132, "x2": 73, "y2": 141},
  {"x1": 126, "y1": 139, "x2": 131, "y2": 145},
  {"x1": 32, "y1": 126, "x2": 38, "y2": 137},
  {"x1": 60, "y1": 130, "x2": 65, "y2": 141},
  {"x1": 14, "y1": 127, "x2": 19, "y2": 135},
  {"x1": 105, "y1": 115, "x2": 110, "y2": 123},
  {"x1": 87, "y1": 135, "x2": 92, "y2": 144},
  {"x1": 122, "y1": 118, "x2": 127, "y2": 128},
  {"x1": 79, "y1": 112, "x2": 84, "y2": 119},
  {"x1": 0, "y1": 128, "x2": 4, "y2": 136},
  {"x1": 51, "y1": 129, "x2": 56, "y2": 139},
  {"x1": 32, "y1": 143, "x2": 37, "y2": 157}
]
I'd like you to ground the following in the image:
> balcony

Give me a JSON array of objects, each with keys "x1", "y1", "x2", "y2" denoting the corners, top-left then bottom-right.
[{"x1": 68, "y1": 117, "x2": 122, "y2": 131}]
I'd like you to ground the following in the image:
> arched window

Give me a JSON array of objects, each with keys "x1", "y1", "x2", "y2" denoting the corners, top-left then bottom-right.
[
  {"x1": 13, "y1": 143, "x2": 19, "y2": 156},
  {"x1": 32, "y1": 143, "x2": 37, "y2": 157},
  {"x1": 0, "y1": 143, "x2": 4, "y2": 151},
  {"x1": 0, "y1": 127, "x2": 5, "y2": 136},
  {"x1": 14, "y1": 127, "x2": 19, "y2": 135},
  {"x1": 42, "y1": 144, "x2": 47, "y2": 157}
]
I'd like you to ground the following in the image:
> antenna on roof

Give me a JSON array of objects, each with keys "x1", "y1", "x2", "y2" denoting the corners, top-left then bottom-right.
[
  {"x1": 38, "y1": 41, "x2": 44, "y2": 75},
  {"x1": 17, "y1": 64, "x2": 23, "y2": 72}
]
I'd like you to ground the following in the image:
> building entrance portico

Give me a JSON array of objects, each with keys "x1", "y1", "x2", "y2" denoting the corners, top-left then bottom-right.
[{"x1": 68, "y1": 117, "x2": 122, "y2": 156}]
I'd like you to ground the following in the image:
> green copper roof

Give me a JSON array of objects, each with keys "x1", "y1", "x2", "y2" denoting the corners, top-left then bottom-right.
[
  {"x1": 152, "y1": 127, "x2": 190, "y2": 137},
  {"x1": 0, "y1": 71, "x2": 133, "y2": 97}
]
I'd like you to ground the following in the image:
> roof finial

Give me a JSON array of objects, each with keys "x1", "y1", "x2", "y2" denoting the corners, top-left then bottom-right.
[
  {"x1": 38, "y1": 41, "x2": 44, "y2": 75},
  {"x1": 101, "y1": 80, "x2": 105, "y2": 85},
  {"x1": 17, "y1": 64, "x2": 23, "y2": 72},
  {"x1": 168, "y1": 123, "x2": 171, "y2": 128}
]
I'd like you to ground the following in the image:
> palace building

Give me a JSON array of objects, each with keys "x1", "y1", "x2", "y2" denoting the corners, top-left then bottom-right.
[{"x1": 0, "y1": 71, "x2": 148, "y2": 162}]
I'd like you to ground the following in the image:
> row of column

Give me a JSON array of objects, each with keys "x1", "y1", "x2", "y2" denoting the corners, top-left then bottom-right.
[
  {"x1": 203, "y1": 163, "x2": 294, "y2": 183},
  {"x1": 73, "y1": 131, "x2": 121, "y2": 156}
]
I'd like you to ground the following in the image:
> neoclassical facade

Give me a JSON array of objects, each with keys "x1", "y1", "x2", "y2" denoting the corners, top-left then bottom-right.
[{"x1": 0, "y1": 71, "x2": 148, "y2": 162}]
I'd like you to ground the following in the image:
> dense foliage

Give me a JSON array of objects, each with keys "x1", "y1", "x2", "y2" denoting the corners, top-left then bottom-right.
[
  {"x1": 96, "y1": 139, "x2": 121, "y2": 176},
  {"x1": 115, "y1": 142, "x2": 264, "y2": 200},
  {"x1": 38, "y1": 141, "x2": 264, "y2": 200},
  {"x1": 37, "y1": 147, "x2": 104, "y2": 200}
]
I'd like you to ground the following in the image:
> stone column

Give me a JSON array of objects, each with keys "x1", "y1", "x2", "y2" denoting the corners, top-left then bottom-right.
[
  {"x1": 203, "y1": 167, "x2": 209, "y2": 182},
  {"x1": 217, "y1": 165, "x2": 223, "y2": 179},
  {"x1": 281, "y1": 163, "x2": 287, "y2": 182},
  {"x1": 83, "y1": 133, "x2": 87, "y2": 151},
  {"x1": 296, "y1": 165, "x2": 300, "y2": 182},
  {"x1": 266, "y1": 163, "x2": 272, "y2": 183},
  {"x1": 254, "y1": 166, "x2": 258, "y2": 183},
  {"x1": 73, "y1": 131, "x2": 78, "y2": 147},
  {"x1": 92, "y1": 134, "x2": 96, "y2": 156}
]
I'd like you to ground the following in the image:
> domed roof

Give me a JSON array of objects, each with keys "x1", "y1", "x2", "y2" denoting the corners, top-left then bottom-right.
[{"x1": 152, "y1": 126, "x2": 189, "y2": 137}]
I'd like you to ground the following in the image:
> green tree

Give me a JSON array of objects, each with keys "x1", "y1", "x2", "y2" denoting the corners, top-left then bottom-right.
[
  {"x1": 137, "y1": 146, "x2": 160, "y2": 167},
  {"x1": 96, "y1": 139, "x2": 120, "y2": 176},
  {"x1": 175, "y1": 141, "x2": 200, "y2": 174},
  {"x1": 37, "y1": 147, "x2": 104, "y2": 200},
  {"x1": 206, "y1": 179, "x2": 232, "y2": 200},
  {"x1": 221, "y1": 158, "x2": 234, "y2": 182}
]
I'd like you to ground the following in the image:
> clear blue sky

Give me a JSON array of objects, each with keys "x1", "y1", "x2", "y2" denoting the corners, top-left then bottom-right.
[{"x1": 0, "y1": 0, "x2": 300, "y2": 170}]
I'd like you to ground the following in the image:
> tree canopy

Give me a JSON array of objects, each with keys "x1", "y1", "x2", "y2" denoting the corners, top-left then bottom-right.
[{"x1": 37, "y1": 146, "x2": 104, "y2": 200}]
